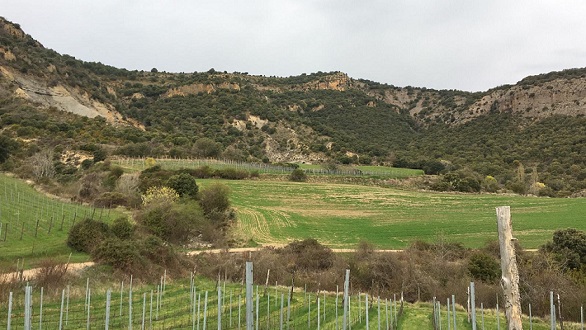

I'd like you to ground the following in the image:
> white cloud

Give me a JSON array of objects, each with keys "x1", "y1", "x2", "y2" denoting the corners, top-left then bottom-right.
[{"x1": 2, "y1": 0, "x2": 585, "y2": 91}]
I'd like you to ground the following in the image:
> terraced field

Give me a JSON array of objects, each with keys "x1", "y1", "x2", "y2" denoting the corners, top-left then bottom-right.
[{"x1": 198, "y1": 179, "x2": 586, "y2": 249}]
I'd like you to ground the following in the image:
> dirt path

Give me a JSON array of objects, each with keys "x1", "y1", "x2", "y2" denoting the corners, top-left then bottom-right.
[
  {"x1": 187, "y1": 245, "x2": 402, "y2": 255},
  {"x1": 0, "y1": 262, "x2": 95, "y2": 282}
]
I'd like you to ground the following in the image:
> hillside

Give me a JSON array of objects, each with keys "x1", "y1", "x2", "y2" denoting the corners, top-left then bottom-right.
[{"x1": 0, "y1": 17, "x2": 585, "y2": 196}]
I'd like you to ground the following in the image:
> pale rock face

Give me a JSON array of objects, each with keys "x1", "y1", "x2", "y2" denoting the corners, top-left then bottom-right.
[
  {"x1": 164, "y1": 82, "x2": 240, "y2": 97},
  {"x1": 0, "y1": 66, "x2": 140, "y2": 128}
]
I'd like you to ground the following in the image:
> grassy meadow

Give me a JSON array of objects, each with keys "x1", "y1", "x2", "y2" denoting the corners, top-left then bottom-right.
[
  {"x1": 195, "y1": 179, "x2": 586, "y2": 249},
  {"x1": 0, "y1": 174, "x2": 124, "y2": 267},
  {"x1": 111, "y1": 157, "x2": 424, "y2": 178}
]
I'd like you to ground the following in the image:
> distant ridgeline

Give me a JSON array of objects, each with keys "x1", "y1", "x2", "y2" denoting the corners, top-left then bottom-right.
[{"x1": 0, "y1": 16, "x2": 585, "y2": 196}]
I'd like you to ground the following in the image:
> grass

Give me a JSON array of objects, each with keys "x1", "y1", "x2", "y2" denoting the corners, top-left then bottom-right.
[
  {"x1": 111, "y1": 157, "x2": 424, "y2": 179},
  {"x1": 195, "y1": 179, "x2": 586, "y2": 249},
  {"x1": 0, "y1": 274, "x2": 567, "y2": 329},
  {"x1": 297, "y1": 163, "x2": 424, "y2": 178},
  {"x1": 0, "y1": 174, "x2": 124, "y2": 268}
]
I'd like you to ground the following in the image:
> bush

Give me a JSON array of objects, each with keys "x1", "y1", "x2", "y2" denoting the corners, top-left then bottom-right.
[
  {"x1": 110, "y1": 217, "x2": 134, "y2": 240},
  {"x1": 138, "y1": 166, "x2": 173, "y2": 192},
  {"x1": 190, "y1": 166, "x2": 214, "y2": 178},
  {"x1": 33, "y1": 258, "x2": 69, "y2": 289},
  {"x1": 92, "y1": 237, "x2": 143, "y2": 273},
  {"x1": 137, "y1": 201, "x2": 207, "y2": 245},
  {"x1": 93, "y1": 192, "x2": 128, "y2": 208},
  {"x1": 542, "y1": 228, "x2": 586, "y2": 271},
  {"x1": 213, "y1": 168, "x2": 249, "y2": 180},
  {"x1": 198, "y1": 183, "x2": 231, "y2": 215},
  {"x1": 468, "y1": 252, "x2": 500, "y2": 283},
  {"x1": 67, "y1": 218, "x2": 110, "y2": 253},
  {"x1": 92, "y1": 148, "x2": 107, "y2": 162},
  {"x1": 289, "y1": 168, "x2": 307, "y2": 182},
  {"x1": 167, "y1": 173, "x2": 198, "y2": 198},
  {"x1": 284, "y1": 238, "x2": 334, "y2": 271},
  {"x1": 141, "y1": 186, "x2": 179, "y2": 206}
]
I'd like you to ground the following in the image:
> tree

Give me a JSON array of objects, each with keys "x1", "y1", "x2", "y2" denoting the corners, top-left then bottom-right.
[
  {"x1": 422, "y1": 159, "x2": 445, "y2": 175},
  {"x1": 167, "y1": 173, "x2": 198, "y2": 198},
  {"x1": 116, "y1": 173, "x2": 140, "y2": 195},
  {"x1": 542, "y1": 228, "x2": 586, "y2": 271},
  {"x1": 193, "y1": 138, "x2": 222, "y2": 158},
  {"x1": 0, "y1": 135, "x2": 17, "y2": 163},
  {"x1": 92, "y1": 147, "x2": 107, "y2": 162},
  {"x1": 31, "y1": 150, "x2": 55, "y2": 179},
  {"x1": 482, "y1": 175, "x2": 499, "y2": 192}
]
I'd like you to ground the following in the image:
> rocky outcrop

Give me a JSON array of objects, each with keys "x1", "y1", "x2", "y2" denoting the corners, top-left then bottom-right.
[
  {"x1": 0, "y1": 65, "x2": 139, "y2": 128},
  {"x1": 164, "y1": 82, "x2": 240, "y2": 97}
]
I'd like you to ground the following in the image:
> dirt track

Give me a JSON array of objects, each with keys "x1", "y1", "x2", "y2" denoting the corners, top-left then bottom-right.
[
  {"x1": 187, "y1": 246, "x2": 402, "y2": 255},
  {"x1": 0, "y1": 262, "x2": 95, "y2": 282}
]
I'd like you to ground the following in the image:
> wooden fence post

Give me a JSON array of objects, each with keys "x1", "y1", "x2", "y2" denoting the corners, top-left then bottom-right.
[{"x1": 496, "y1": 206, "x2": 523, "y2": 330}]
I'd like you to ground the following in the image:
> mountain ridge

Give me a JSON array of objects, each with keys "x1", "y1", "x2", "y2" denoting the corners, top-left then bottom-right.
[{"x1": 0, "y1": 16, "x2": 585, "y2": 196}]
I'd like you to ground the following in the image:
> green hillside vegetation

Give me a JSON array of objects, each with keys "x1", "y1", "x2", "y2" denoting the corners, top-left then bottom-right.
[
  {"x1": 1, "y1": 17, "x2": 585, "y2": 197},
  {"x1": 1, "y1": 16, "x2": 586, "y2": 329}
]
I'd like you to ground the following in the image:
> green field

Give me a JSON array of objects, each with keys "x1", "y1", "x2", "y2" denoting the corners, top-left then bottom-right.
[
  {"x1": 111, "y1": 158, "x2": 424, "y2": 178},
  {"x1": 198, "y1": 179, "x2": 586, "y2": 249},
  {"x1": 0, "y1": 174, "x2": 124, "y2": 266}
]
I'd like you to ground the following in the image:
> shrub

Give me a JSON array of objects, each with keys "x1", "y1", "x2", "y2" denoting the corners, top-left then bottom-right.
[
  {"x1": 80, "y1": 159, "x2": 93, "y2": 170},
  {"x1": 141, "y1": 186, "x2": 179, "y2": 206},
  {"x1": 67, "y1": 218, "x2": 110, "y2": 253},
  {"x1": 284, "y1": 238, "x2": 334, "y2": 271},
  {"x1": 167, "y1": 173, "x2": 198, "y2": 198},
  {"x1": 92, "y1": 148, "x2": 107, "y2": 162},
  {"x1": 468, "y1": 252, "x2": 500, "y2": 283},
  {"x1": 33, "y1": 258, "x2": 69, "y2": 289},
  {"x1": 110, "y1": 217, "x2": 134, "y2": 240},
  {"x1": 145, "y1": 157, "x2": 157, "y2": 167},
  {"x1": 78, "y1": 172, "x2": 103, "y2": 201},
  {"x1": 213, "y1": 168, "x2": 249, "y2": 180},
  {"x1": 92, "y1": 237, "x2": 143, "y2": 274},
  {"x1": 542, "y1": 228, "x2": 586, "y2": 271},
  {"x1": 93, "y1": 192, "x2": 128, "y2": 208},
  {"x1": 190, "y1": 165, "x2": 214, "y2": 178},
  {"x1": 289, "y1": 168, "x2": 307, "y2": 182},
  {"x1": 138, "y1": 166, "x2": 172, "y2": 192},
  {"x1": 198, "y1": 183, "x2": 230, "y2": 215},
  {"x1": 137, "y1": 201, "x2": 206, "y2": 245}
]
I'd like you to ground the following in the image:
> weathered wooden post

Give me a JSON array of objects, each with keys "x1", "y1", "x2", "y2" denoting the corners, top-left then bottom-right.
[
  {"x1": 246, "y1": 262, "x2": 253, "y2": 330},
  {"x1": 470, "y1": 282, "x2": 477, "y2": 330},
  {"x1": 342, "y1": 269, "x2": 350, "y2": 330},
  {"x1": 496, "y1": 206, "x2": 523, "y2": 330}
]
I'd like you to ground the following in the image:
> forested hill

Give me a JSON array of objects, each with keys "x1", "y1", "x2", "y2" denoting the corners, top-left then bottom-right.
[{"x1": 0, "y1": 17, "x2": 585, "y2": 196}]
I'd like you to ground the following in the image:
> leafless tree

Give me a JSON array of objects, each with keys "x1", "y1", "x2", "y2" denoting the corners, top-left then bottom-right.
[
  {"x1": 115, "y1": 173, "x2": 140, "y2": 195},
  {"x1": 31, "y1": 149, "x2": 55, "y2": 179}
]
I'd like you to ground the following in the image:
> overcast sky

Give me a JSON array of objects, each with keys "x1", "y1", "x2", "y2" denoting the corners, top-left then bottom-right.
[{"x1": 2, "y1": 0, "x2": 586, "y2": 91}]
